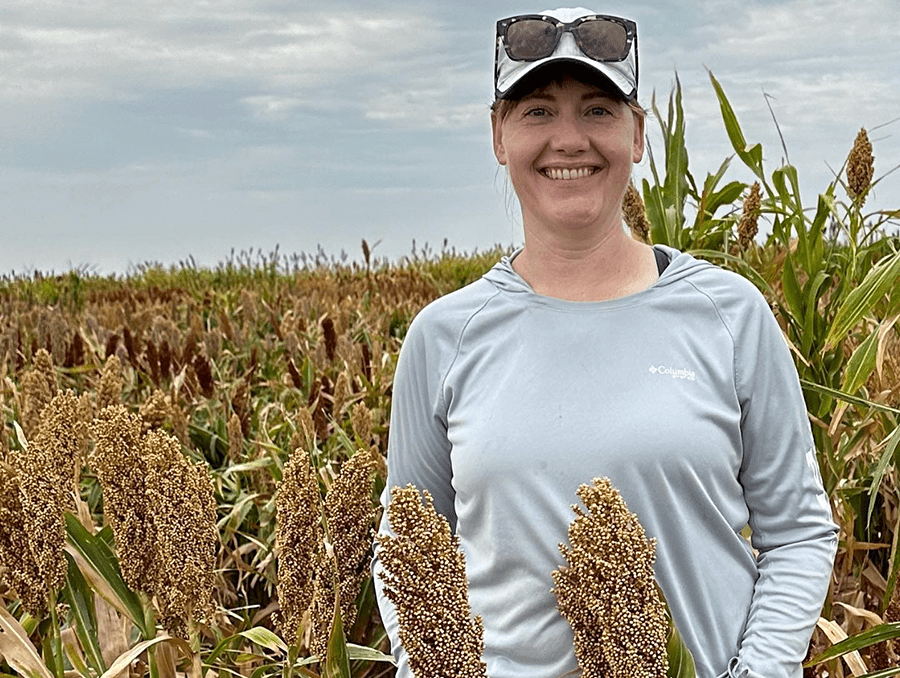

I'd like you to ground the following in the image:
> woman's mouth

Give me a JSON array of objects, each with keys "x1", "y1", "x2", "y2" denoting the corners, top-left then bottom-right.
[{"x1": 540, "y1": 167, "x2": 598, "y2": 181}]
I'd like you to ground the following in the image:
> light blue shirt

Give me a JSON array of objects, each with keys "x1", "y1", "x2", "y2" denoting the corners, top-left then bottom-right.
[{"x1": 374, "y1": 246, "x2": 838, "y2": 678}]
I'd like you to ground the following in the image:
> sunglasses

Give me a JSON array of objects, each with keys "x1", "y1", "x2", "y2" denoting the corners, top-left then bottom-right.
[{"x1": 496, "y1": 14, "x2": 636, "y2": 63}]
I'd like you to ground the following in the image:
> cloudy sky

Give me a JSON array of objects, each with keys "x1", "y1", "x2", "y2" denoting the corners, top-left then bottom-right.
[{"x1": 2, "y1": 0, "x2": 898, "y2": 275}]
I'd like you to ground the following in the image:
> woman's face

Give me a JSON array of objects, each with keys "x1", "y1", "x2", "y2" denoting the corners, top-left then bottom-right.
[{"x1": 491, "y1": 75, "x2": 644, "y2": 240}]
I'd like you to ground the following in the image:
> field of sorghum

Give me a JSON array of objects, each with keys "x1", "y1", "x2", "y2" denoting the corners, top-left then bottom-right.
[{"x1": 1, "y1": 78, "x2": 900, "y2": 678}]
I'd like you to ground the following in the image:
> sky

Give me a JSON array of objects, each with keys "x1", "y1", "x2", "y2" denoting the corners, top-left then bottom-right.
[{"x1": 2, "y1": 0, "x2": 899, "y2": 275}]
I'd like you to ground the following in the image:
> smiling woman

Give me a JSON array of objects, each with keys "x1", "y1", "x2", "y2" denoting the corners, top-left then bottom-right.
[
  {"x1": 490, "y1": 71, "x2": 650, "y2": 299},
  {"x1": 372, "y1": 7, "x2": 838, "y2": 678}
]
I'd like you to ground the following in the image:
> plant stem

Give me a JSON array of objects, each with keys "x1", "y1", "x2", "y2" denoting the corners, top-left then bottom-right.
[{"x1": 48, "y1": 590, "x2": 64, "y2": 678}]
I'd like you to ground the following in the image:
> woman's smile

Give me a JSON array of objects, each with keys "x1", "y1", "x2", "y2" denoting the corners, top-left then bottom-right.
[{"x1": 540, "y1": 166, "x2": 599, "y2": 180}]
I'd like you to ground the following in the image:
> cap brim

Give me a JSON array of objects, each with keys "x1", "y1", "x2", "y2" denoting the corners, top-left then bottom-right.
[{"x1": 499, "y1": 57, "x2": 634, "y2": 101}]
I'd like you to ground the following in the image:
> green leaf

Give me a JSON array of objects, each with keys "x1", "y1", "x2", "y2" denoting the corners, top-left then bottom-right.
[
  {"x1": 704, "y1": 179, "x2": 745, "y2": 214},
  {"x1": 323, "y1": 586, "x2": 351, "y2": 678},
  {"x1": 826, "y1": 250, "x2": 900, "y2": 349},
  {"x1": 249, "y1": 662, "x2": 281, "y2": 678},
  {"x1": 62, "y1": 552, "x2": 107, "y2": 675},
  {"x1": 41, "y1": 615, "x2": 64, "y2": 678},
  {"x1": 63, "y1": 513, "x2": 149, "y2": 637},
  {"x1": 666, "y1": 621, "x2": 697, "y2": 677},
  {"x1": 867, "y1": 426, "x2": 900, "y2": 527},
  {"x1": 237, "y1": 627, "x2": 288, "y2": 654},
  {"x1": 222, "y1": 458, "x2": 275, "y2": 476},
  {"x1": 202, "y1": 632, "x2": 245, "y2": 670},
  {"x1": 346, "y1": 644, "x2": 395, "y2": 664},
  {"x1": 885, "y1": 510, "x2": 900, "y2": 610},
  {"x1": 841, "y1": 329, "x2": 879, "y2": 395},
  {"x1": 806, "y1": 622, "x2": 900, "y2": 664},
  {"x1": 799, "y1": 379, "x2": 900, "y2": 416},
  {"x1": 800, "y1": 271, "x2": 829, "y2": 357},
  {"x1": 708, "y1": 70, "x2": 763, "y2": 178},
  {"x1": 781, "y1": 252, "x2": 805, "y2": 326}
]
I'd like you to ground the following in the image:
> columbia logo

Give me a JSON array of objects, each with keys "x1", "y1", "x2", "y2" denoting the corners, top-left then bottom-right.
[{"x1": 649, "y1": 365, "x2": 696, "y2": 381}]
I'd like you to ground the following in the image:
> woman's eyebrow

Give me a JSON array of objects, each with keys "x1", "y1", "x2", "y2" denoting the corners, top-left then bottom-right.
[
  {"x1": 520, "y1": 92, "x2": 556, "y2": 103},
  {"x1": 582, "y1": 92, "x2": 617, "y2": 102}
]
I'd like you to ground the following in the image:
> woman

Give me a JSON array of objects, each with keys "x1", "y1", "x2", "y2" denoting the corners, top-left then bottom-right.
[{"x1": 373, "y1": 8, "x2": 838, "y2": 678}]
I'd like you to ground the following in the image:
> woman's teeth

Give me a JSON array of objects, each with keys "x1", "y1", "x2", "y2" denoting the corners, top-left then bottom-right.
[{"x1": 542, "y1": 167, "x2": 596, "y2": 180}]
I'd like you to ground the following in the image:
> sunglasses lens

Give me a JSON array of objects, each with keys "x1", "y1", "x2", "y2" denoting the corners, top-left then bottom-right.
[
  {"x1": 506, "y1": 19, "x2": 558, "y2": 59},
  {"x1": 576, "y1": 19, "x2": 629, "y2": 60}
]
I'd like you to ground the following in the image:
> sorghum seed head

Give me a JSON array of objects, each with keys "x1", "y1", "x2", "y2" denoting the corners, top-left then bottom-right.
[
  {"x1": 0, "y1": 459, "x2": 46, "y2": 615},
  {"x1": 97, "y1": 354, "x2": 124, "y2": 411},
  {"x1": 139, "y1": 389, "x2": 170, "y2": 431},
  {"x1": 738, "y1": 182, "x2": 762, "y2": 250},
  {"x1": 90, "y1": 406, "x2": 156, "y2": 594},
  {"x1": 296, "y1": 407, "x2": 316, "y2": 450},
  {"x1": 376, "y1": 485, "x2": 488, "y2": 678},
  {"x1": 846, "y1": 128, "x2": 874, "y2": 203},
  {"x1": 21, "y1": 348, "x2": 57, "y2": 438},
  {"x1": 142, "y1": 429, "x2": 217, "y2": 637},
  {"x1": 226, "y1": 412, "x2": 243, "y2": 461},
  {"x1": 275, "y1": 447, "x2": 325, "y2": 646},
  {"x1": 622, "y1": 181, "x2": 651, "y2": 243},
  {"x1": 14, "y1": 391, "x2": 82, "y2": 611},
  {"x1": 331, "y1": 372, "x2": 350, "y2": 420},
  {"x1": 350, "y1": 402, "x2": 373, "y2": 447},
  {"x1": 552, "y1": 478, "x2": 669, "y2": 678},
  {"x1": 321, "y1": 318, "x2": 337, "y2": 363}
]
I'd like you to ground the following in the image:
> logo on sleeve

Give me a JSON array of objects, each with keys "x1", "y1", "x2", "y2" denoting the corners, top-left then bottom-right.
[{"x1": 648, "y1": 365, "x2": 696, "y2": 381}]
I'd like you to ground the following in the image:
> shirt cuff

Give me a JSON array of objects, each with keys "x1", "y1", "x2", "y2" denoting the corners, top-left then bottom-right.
[{"x1": 718, "y1": 656, "x2": 768, "y2": 678}]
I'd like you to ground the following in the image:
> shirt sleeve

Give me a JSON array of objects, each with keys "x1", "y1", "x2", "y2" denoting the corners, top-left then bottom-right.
[
  {"x1": 726, "y1": 283, "x2": 838, "y2": 678},
  {"x1": 371, "y1": 305, "x2": 458, "y2": 677}
]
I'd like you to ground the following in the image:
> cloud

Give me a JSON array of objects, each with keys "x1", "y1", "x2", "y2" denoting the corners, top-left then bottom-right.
[
  {"x1": 240, "y1": 95, "x2": 304, "y2": 120},
  {"x1": 0, "y1": 2, "x2": 441, "y2": 103},
  {"x1": 365, "y1": 88, "x2": 486, "y2": 129},
  {"x1": 707, "y1": 0, "x2": 898, "y2": 58}
]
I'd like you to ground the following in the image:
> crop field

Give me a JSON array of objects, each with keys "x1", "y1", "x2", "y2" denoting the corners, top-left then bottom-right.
[{"x1": 1, "y1": 81, "x2": 899, "y2": 678}]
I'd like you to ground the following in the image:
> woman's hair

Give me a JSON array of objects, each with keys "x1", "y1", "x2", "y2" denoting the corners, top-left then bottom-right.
[{"x1": 490, "y1": 62, "x2": 645, "y2": 123}]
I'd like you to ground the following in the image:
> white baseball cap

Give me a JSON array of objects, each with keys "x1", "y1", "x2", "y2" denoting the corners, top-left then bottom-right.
[{"x1": 494, "y1": 7, "x2": 638, "y2": 101}]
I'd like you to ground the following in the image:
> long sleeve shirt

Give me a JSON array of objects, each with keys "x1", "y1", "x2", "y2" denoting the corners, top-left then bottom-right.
[{"x1": 373, "y1": 246, "x2": 838, "y2": 678}]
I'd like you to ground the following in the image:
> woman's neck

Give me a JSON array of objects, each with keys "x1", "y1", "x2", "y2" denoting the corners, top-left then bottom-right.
[{"x1": 512, "y1": 226, "x2": 658, "y2": 302}]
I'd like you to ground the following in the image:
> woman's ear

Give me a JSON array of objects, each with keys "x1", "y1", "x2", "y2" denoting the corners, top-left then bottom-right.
[
  {"x1": 491, "y1": 112, "x2": 508, "y2": 165},
  {"x1": 632, "y1": 110, "x2": 645, "y2": 163}
]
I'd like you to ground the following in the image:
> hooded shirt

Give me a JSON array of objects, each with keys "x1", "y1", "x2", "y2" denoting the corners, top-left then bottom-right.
[{"x1": 373, "y1": 245, "x2": 838, "y2": 678}]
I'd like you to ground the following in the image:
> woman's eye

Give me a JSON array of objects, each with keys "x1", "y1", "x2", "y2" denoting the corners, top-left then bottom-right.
[
  {"x1": 524, "y1": 107, "x2": 547, "y2": 117},
  {"x1": 589, "y1": 106, "x2": 610, "y2": 116}
]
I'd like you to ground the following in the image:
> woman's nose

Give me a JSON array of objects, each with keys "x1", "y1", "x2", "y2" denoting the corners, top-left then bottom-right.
[{"x1": 549, "y1": 112, "x2": 589, "y2": 154}]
